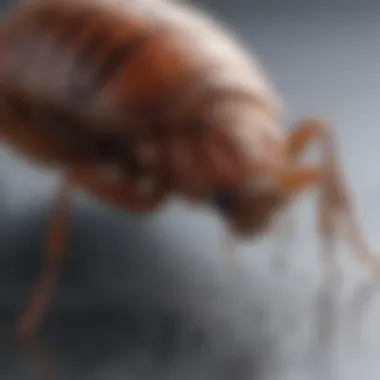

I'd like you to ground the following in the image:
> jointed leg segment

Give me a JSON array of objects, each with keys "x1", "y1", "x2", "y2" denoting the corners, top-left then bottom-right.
[
  {"x1": 14, "y1": 164, "x2": 170, "y2": 340},
  {"x1": 282, "y1": 118, "x2": 380, "y2": 276},
  {"x1": 15, "y1": 175, "x2": 73, "y2": 340},
  {"x1": 284, "y1": 119, "x2": 342, "y2": 277}
]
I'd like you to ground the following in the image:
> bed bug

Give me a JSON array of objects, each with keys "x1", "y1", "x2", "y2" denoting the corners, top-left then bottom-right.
[{"x1": 0, "y1": 0, "x2": 378, "y2": 341}]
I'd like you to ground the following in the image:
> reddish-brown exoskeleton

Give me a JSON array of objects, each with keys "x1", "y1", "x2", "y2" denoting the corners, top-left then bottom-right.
[{"x1": 0, "y1": 0, "x2": 377, "y2": 340}]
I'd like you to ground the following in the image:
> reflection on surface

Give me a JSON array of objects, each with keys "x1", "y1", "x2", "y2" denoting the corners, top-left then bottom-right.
[
  {"x1": 267, "y1": 272, "x2": 380, "y2": 380},
  {"x1": 309, "y1": 280, "x2": 340, "y2": 380},
  {"x1": 0, "y1": 159, "x2": 379, "y2": 380},
  {"x1": 0, "y1": 185, "x2": 380, "y2": 380},
  {"x1": 2, "y1": 199, "x2": 380, "y2": 379},
  {"x1": 345, "y1": 277, "x2": 380, "y2": 346},
  {"x1": 0, "y1": 200, "x2": 271, "y2": 380}
]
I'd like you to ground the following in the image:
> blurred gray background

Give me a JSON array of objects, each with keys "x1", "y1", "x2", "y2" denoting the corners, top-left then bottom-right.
[{"x1": 1, "y1": 0, "x2": 380, "y2": 379}]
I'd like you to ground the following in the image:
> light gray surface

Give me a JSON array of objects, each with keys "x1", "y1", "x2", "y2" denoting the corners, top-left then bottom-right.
[{"x1": 1, "y1": 0, "x2": 380, "y2": 379}]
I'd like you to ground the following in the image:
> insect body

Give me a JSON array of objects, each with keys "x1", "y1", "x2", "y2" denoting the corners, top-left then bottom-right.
[{"x1": 0, "y1": 0, "x2": 377, "y2": 339}]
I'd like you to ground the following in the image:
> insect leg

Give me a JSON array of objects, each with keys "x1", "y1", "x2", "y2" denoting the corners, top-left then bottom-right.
[
  {"x1": 280, "y1": 161, "x2": 342, "y2": 279},
  {"x1": 285, "y1": 118, "x2": 380, "y2": 276},
  {"x1": 15, "y1": 176, "x2": 72, "y2": 340},
  {"x1": 286, "y1": 119, "x2": 342, "y2": 278}
]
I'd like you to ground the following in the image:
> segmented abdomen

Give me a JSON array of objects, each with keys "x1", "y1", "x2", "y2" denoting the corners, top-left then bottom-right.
[
  {"x1": 0, "y1": 0, "x2": 281, "y2": 200},
  {"x1": 0, "y1": 1, "x2": 195, "y2": 176},
  {"x1": 2, "y1": 2, "x2": 156, "y2": 125}
]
